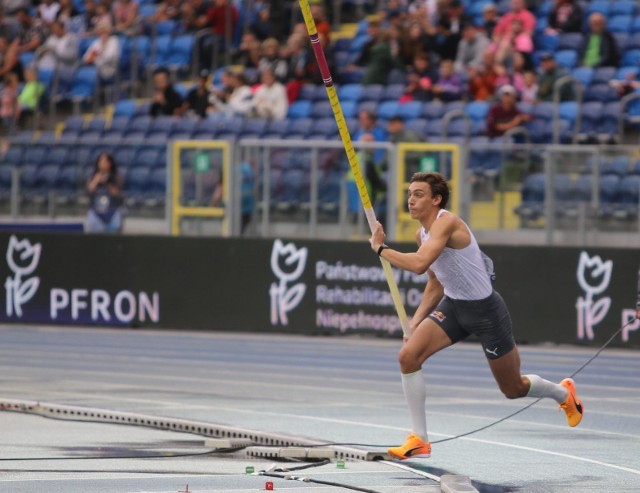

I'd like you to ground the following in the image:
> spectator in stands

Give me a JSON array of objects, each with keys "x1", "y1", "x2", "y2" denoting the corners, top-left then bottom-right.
[
  {"x1": 38, "y1": 20, "x2": 78, "y2": 90},
  {"x1": 252, "y1": 67, "x2": 288, "y2": 120},
  {"x1": 37, "y1": 0, "x2": 61, "y2": 28},
  {"x1": 609, "y1": 73, "x2": 640, "y2": 97},
  {"x1": 154, "y1": 0, "x2": 182, "y2": 23},
  {"x1": 181, "y1": 0, "x2": 211, "y2": 33},
  {"x1": 112, "y1": 0, "x2": 139, "y2": 35},
  {"x1": 537, "y1": 52, "x2": 573, "y2": 101},
  {"x1": 284, "y1": 32, "x2": 309, "y2": 101},
  {"x1": 579, "y1": 13, "x2": 619, "y2": 68},
  {"x1": 354, "y1": 109, "x2": 387, "y2": 165},
  {"x1": 206, "y1": 0, "x2": 239, "y2": 39},
  {"x1": 436, "y1": 0, "x2": 472, "y2": 61},
  {"x1": 81, "y1": 0, "x2": 100, "y2": 34},
  {"x1": 56, "y1": 0, "x2": 82, "y2": 33},
  {"x1": 454, "y1": 23, "x2": 490, "y2": 74},
  {"x1": 519, "y1": 70, "x2": 538, "y2": 103},
  {"x1": 468, "y1": 51, "x2": 504, "y2": 101},
  {"x1": 89, "y1": 1, "x2": 115, "y2": 34},
  {"x1": 408, "y1": 0, "x2": 439, "y2": 28},
  {"x1": 247, "y1": 1, "x2": 273, "y2": 40},
  {"x1": 4, "y1": 0, "x2": 30, "y2": 17},
  {"x1": 235, "y1": 31, "x2": 262, "y2": 70},
  {"x1": 310, "y1": 2, "x2": 331, "y2": 42},
  {"x1": 546, "y1": 0, "x2": 582, "y2": 35},
  {"x1": 510, "y1": 50, "x2": 534, "y2": 93},
  {"x1": 0, "y1": 36, "x2": 24, "y2": 82},
  {"x1": 486, "y1": 84, "x2": 532, "y2": 138},
  {"x1": 210, "y1": 70, "x2": 254, "y2": 116},
  {"x1": 636, "y1": 268, "x2": 640, "y2": 320},
  {"x1": 17, "y1": 67, "x2": 44, "y2": 126},
  {"x1": 12, "y1": 8, "x2": 46, "y2": 54},
  {"x1": 187, "y1": 70, "x2": 212, "y2": 118},
  {"x1": 398, "y1": 21, "x2": 437, "y2": 67},
  {"x1": 402, "y1": 52, "x2": 437, "y2": 102},
  {"x1": 494, "y1": 18, "x2": 533, "y2": 65},
  {"x1": 150, "y1": 67, "x2": 186, "y2": 117},
  {"x1": 492, "y1": 0, "x2": 535, "y2": 45},
  {"x1": 481, "y1": 3, "x2": 498, "y2": 39},
  {"x1": 0, "y1": 73, "x2": 19, "y2": 136},
  {"x1": 0, "y1": 8, "x2": 16, "y2": 43},
  {"x1": 387, "y1": 116, "x2": 420, "y2": 143},
  {"x1": 258, "y1": 37, "x2": 289, "y2": 83},
  {"x1": 83, "y1": 22, "x2": 120, "y2": 83},
  {"x1": 352, "y1": 18, "x2": 403, "y2": 85},
  {"x1": 86, "y1": 152, "x2": 124, "y2": 234},
  {"x1": 432, "y1": 59, "x2": 464, "y2": 101}
]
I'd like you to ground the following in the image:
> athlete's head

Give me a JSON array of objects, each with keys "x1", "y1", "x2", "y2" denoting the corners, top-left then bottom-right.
[{"x1": 409, "y1": 172, "x2": 449, "y2": 209}]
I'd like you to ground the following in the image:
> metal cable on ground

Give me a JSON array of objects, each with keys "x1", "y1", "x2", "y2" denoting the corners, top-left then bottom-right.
[{"x1": 260, "y1": 471, "x2": 384, "y2": 493}]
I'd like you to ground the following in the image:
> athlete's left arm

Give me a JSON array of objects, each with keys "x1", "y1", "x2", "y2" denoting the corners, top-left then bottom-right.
[{"x1": 370, "y1": 216, "x2": 454, "y2": 274}]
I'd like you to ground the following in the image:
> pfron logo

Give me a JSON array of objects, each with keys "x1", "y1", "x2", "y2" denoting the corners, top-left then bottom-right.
[
  {"x1": 576, "y1": 251, "x2": 612, "y2": 341},
  {"x1": 5, "y1": 236, "x2": 42, "y2": 317},
  {"x1": 269, "y1": 239, "x2": 307, "y2": 326}
]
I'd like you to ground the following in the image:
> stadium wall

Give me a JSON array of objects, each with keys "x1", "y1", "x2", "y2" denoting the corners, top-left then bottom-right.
[{"x1": 0, "y1": 233, "x2": 638, "y2": 348}]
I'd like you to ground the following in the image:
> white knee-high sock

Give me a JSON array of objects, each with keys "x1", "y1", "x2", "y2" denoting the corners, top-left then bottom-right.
[
  {"x1": 525, "y1": 374, "x2": 568, "y2": 404},
  {"x1": 401, "y1": 370, "x2": 428, "y2": 441}
]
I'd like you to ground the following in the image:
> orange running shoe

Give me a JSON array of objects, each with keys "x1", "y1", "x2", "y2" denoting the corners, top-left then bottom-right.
[
  {"x1": 559, "y1": 378, "x2": 584, "y2": 427},
  {"x1": 388, "y1": 434, "x2": 431, "y2": 460}
]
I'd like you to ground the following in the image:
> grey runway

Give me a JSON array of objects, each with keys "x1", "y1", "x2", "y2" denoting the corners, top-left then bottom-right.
[{"x1": 0, "y1": 325, "x2": 639, "y2": 492}]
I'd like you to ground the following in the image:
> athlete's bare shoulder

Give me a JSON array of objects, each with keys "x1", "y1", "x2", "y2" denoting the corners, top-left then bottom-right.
[{"x1": 415, "y1": 227, "x2": 422, "y2": 247}]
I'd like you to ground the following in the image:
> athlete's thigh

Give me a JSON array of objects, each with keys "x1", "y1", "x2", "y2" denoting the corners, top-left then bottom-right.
[
  {"x1": 487, "y1": 345, "x2": 523, "y2": 389},
  {"x1": 403, "y1": 317, "x2": 453, "y2": 364}
]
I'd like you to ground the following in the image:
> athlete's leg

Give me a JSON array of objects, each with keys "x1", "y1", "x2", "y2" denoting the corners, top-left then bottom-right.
[
  {"x1": 397, "y1": 318, "x2": 453, "y2": 443},
  {"x1": 488, "y1": 345, "x2": 570, "y2": 403}
]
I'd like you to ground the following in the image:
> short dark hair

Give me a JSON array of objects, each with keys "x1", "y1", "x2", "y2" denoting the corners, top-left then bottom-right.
[{"x1": 410, "y1": 172, "x2": 449, "y2": 209}]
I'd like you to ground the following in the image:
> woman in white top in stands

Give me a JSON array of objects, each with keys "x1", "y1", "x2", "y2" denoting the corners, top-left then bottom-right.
[
  {"x1": 82, "y1": 21, "x2": 119, "y2": 81},
  {"x1": 252, "y1": 67, "x2": 288, "y2": 120}
]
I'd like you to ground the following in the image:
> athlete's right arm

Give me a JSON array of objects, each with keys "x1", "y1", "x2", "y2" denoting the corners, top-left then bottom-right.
[{"x1": 410, "y1": 269, "x2": 444, "y2": 335}]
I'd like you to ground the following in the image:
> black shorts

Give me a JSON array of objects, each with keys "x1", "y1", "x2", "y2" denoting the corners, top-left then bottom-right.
[{"x1": 428, "y1": 290, "x2": 515, "y2": 360}]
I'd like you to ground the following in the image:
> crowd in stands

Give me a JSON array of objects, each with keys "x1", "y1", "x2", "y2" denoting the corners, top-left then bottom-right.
[{"x1": 0, "y1": 0, "x2": 637, "y2": 138}]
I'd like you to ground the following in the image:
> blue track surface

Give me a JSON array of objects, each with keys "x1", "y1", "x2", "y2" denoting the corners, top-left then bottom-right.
[{"x1": 0, "y1": 325, "x2": 638, "y2": 492}]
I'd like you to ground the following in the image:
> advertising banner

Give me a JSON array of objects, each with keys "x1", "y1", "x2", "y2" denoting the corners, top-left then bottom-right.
[{"x1": 0, "y1": 233, "x2": 637, "y2": 347}]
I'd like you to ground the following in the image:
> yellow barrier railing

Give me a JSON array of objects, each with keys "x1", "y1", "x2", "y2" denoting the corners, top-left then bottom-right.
[{"x1": 171, "y1": 140, "x2": 231, "y2": 236}]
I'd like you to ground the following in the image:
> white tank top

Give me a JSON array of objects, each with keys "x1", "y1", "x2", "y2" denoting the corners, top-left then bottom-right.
[{"x1": 420, "y1": 209, "x2": 493, "y2": 301}]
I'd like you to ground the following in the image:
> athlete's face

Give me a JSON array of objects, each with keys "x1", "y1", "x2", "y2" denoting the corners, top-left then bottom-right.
[{"x1": 407, "y1": 182, "x2": 439, "y2": 219}]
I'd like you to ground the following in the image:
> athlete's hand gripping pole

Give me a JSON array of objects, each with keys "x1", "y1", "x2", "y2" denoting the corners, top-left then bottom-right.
[{"x1": 298, "y1": 0, "x2": 410, "y2": 338}]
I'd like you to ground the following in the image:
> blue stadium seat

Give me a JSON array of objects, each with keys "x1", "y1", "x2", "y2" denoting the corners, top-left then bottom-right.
[
  {"x1": 579, "y1": 102, "x2": 604, "y2": 135},
  {"x1": 113, "y1": 147, "x2": 136, "y2": 169},
  {"x1": 311, "y1": 101, "x2": 333, "y2": 119},
  {"x1": 341, "y1": 100, "x2": 358, "y2": 118},
  {"x1": 570, "y1": 67, "x2": 594, "y2": 87},
  {"x1": 156, "y1": 20, "x2": 178, "y2": 36},
  {"x1": 559, "y1": 101, "x2": 579, "y2": 127},
  {"x1": 387, "y1": 68, "x2": 408, "y2": 85},
  {"x1": 357, "y1": 100, "x2": 379, "y2": 115},
  {"x1": 608, "y1": 16, "x2": 633, "y2": 34},
  {"x1": 47, "y1": 147, "x2": 72, "y2": 167},
  {"x1": 311, "y1": 118, "x2": 338, "y2": 138},
  {"x1": 114, "y1": 99, "x2": 137, "y2": 119},
  {"x1": 612, "y1": 0, "x2": 637, "y2": 16},
  {"x1": 338, "y1": 84, "x2": 362, "y2": 102},
  {"x1": 466, "y1": 101, "x2": 489, "y2": 121},
  {"x1": 125, "y1": 167, "x2": 152, "y2": 207},
  {"x1": 135, "y1": 148, "x2": 162, "y2": 169},
  {"x1": 241, "y1": 118, "x2": 268, "y2": 137},
  {"x1": 515, "y1": 173, "x2": 546, "y2": 220},
  {"x1": 3, "y1": 146, "x2": 24, "y2": 166},
  {"x1": 288, "y1": 100, "x2": 312, "y2": 119},
  {"x1": 586, "y1": 0, "x2": 610, "y2": 16},
  {"x1": 79, "y1": 36, "x2": 97, "y2": 57},
  {"x1": 633, "y1": 16, "x2": 640, "y2": 34},
  {"x1": 557, "y1": 33, "x2": 582, "y2": 51},
  {"x1": 622, "y1": 49, "x2": 640, "y2": 66},
  {"x1": 382, "y1": 84, "x2": 405, "y2": 102},
  {"x1": 614, "y1": 32, "x2": 629, "y2": 51},
  {"x1": 85, "y1": 117, "x2": 107, "y2": 134},
  {"x1": 423, "y1": 102, "x2": 446, "y2": 120},
  {"x1": 591, "y1": 67, "x2": 616, "y2": 84},
  {"x1": 584, "y1": 84, "x2": 618, "y2": 103},
  {"x1": 555, "y1": 50, "x2": 578, "y2": 69},
  {"x1": 171, "y1": 116, "x2": 198, "y2": 136},
  {"x1": 149, "y1": 116, "x2": 177, "y2": 135},
  {"x1": 64, "y1": 116, "x2": 85, "y2": 134},
  {"x1": 289, "y1": 117, "x2": 314, "y2": 136},
  {"x1": 334, "y1": 38, "x2": 351, "y2": 52},
  {"x1": 149, "y1": 34, "x2": 172, "y2": 68},
  {"x1": 69, "y1": 65, "x2": 98, "y2": 105},
  {"x1": 298, "y1": 84, "x2": 318, "y2": 101},
  {"x1": 378, "y1": 100, "x2": 401, "y2": 119},
  {"x1": 625, "y1": 33, "x2": 640, "y2": 50},
  {"x1": 22, "y1": 147, "x2": 47, "y2": 166},
  {"x1": 360, "y1": 84, "x2": 384, "y2": 102},
  {"x1": 613, "y1": 175, "x2": 640, "y2": 218},
  {"x1": 602, "y1": 156, "x2": 630, "y2": 176},
  {"x1": 533, "y1": 102, "x2": 555, "y2": 121},
  {"x1": 426, "y1": 119, "x2": 444, "y2": 137},
  {"x1": 265, "y1": 119, "x2": 290, "y2": 137},
  {"x1": 398, "y1": 101, "x2": 423, "y2": 120},
  {"x1": 166, "y1": 35, "x2": 194, "y2": 74}
]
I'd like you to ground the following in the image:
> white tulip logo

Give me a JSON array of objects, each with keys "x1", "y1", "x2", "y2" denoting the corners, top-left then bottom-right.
[
  {"x1": 269, "y1": 239, "x2": 307, "y2": 326},
  {"x1": 5, "y1": 236, "x2": 42, "y2": 317},
  {"x1": 576, "y1": 251, "x2": 612, "y2": 340}
]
